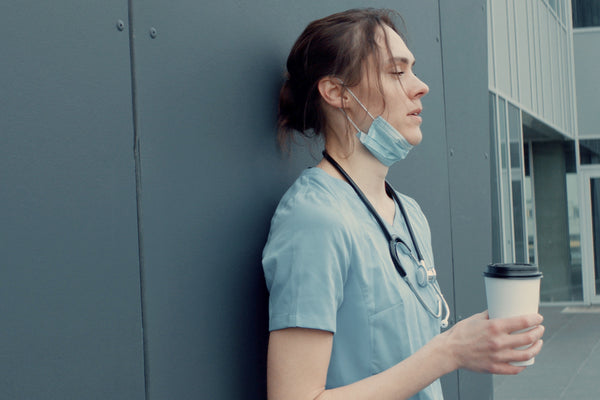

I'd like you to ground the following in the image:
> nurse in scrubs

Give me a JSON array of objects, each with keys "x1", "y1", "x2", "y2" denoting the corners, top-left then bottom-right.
[{"x1": 262, "y1": 8, "x2": 544, "y2": 400}]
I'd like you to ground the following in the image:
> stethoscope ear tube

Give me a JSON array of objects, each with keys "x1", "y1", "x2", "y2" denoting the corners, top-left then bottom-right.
[{"x1": 434, "y1": 283, "x2": 451, "y2": 329}]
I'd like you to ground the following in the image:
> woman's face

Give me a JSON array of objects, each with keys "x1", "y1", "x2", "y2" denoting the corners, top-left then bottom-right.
[{"x1": 348, "y1": 25, "x2": 429, "y2": 146}]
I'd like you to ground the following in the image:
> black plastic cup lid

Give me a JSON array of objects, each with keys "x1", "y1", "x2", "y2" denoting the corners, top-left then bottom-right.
[{"x1": 484, "y1": 263, "x2": 543, "y2": 279}]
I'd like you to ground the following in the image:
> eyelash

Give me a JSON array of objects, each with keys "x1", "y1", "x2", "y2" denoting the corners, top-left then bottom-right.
[{"x1": 391, "y1": 71, "x2": 405, "y2": 77}]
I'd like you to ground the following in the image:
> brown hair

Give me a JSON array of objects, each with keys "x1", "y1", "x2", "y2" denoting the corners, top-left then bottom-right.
[{"x1": 277, "y1": 8, "x2": 406, "y2": 149}]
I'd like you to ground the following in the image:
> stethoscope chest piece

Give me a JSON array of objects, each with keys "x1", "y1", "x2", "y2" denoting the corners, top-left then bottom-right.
[
  {"x1": 394, "y1": 235, "x2": 437, "y2": 288},
  {"x1": 416, "y1": 263, "x2": 437, "y2": 288}
]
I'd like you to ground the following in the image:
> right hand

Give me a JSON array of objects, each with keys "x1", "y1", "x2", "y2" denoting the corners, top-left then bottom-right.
[{"x1": 440, "y1": 311, "x2": 544, "y2": 375}]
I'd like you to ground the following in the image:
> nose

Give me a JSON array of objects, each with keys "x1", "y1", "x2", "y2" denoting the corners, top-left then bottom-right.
[{"x1": 411, "y1": 75, "x2": 429, "y2": 99}]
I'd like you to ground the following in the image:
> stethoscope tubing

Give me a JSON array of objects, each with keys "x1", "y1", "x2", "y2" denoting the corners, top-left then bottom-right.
[{"x1": 322, "y1": 150, "x2": 450, "y2": 328}]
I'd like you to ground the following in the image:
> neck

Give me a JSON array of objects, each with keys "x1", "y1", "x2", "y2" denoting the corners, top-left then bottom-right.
[{"x1": 318, "y1": 141, "x2": 390, "y2": 204}]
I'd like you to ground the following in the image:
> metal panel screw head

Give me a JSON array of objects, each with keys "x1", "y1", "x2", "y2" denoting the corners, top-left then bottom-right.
[
  {"x1": 116, "y1": 20, "x2": 125, "y2": 31},
  {"x1": 150, "y1": 27, "x2": 158, "y2": 39}
]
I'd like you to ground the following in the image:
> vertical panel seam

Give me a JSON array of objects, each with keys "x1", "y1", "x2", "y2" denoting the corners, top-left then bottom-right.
[
  {"x1": 436, "y1": 0, "x2": 461, "y2": 397},
  {"x1": 127, "y1": 1, "x2": 150, "y2": 399}
]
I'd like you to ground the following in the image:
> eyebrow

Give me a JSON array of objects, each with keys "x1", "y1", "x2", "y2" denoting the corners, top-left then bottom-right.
[{"x1": 389, "y1": 56, "x2": 416, "y2": 67}]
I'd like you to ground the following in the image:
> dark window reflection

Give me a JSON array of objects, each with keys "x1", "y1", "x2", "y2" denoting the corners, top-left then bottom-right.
[{"x1": 572, "y1": 0, "x2": 600, "y2": 28}]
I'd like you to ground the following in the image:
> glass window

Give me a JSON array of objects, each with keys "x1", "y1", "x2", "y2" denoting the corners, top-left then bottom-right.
[
  {"x1": 580, "y1": 139, "x2": 600, "y2": 164},
  {"x1": 490, "y1": 94, "x2": 502, "y2": 262},
  {"x1": 590, "y1": 179, "x2": 600, "y2": 296},
  {"x1": 490, "y1": 98, "x2": 531, "y2": 264},
  {"x1": 572, "y1": 0, "x2": 600, "y2": 28},
  {"x1": 508, "y1": 104, "x2": 527, "y2": 263},
  {"x1": 524, "y1": 143, "x2": 537, "y2": 265},
  {"x1": 565, "y1": 142, "x2": 582, "y2": 301},
  {"x1": 499, "y1": 98, "x2": 514, "y2": 262}
]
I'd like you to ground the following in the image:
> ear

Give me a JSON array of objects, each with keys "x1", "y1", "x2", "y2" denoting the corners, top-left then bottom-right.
[{"x1": 317, "y1": 76, "x2": 346, "y2": 108}]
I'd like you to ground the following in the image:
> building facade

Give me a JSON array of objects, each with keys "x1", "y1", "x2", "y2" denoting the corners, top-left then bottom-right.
[{"x1": 488, "y1": 0, "x2": 600, "y2": 305}]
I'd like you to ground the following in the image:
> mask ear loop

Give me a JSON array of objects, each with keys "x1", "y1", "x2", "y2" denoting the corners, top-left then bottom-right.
[
  {"x1": 343, "y1": 86, "x2": 375, "y2": 120},
  {"x1": 336, "y1": 79, "x2": 375, "y2": 133},
  {"x1": 340, "y1": 108, "x2": 363, "y2": 134}
]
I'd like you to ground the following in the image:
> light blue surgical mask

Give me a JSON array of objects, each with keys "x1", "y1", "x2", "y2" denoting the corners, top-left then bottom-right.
[{"x1": 341, "y1": 87, "x2": 413, "y2": 167}]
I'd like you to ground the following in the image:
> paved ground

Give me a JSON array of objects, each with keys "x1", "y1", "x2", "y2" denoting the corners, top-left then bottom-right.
[{"x1": 493, "y1": 305, "x2": 600, "y2": 400}]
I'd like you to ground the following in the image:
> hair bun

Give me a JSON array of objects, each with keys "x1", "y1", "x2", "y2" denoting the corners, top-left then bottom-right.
[{"x1": 278, "y1": 78, "x2": 302, "y2": 133}]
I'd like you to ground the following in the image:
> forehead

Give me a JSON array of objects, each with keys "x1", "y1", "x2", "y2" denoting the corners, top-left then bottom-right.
[{"x1": 377, "y1": 25, "x2": 415, "y2": 66}]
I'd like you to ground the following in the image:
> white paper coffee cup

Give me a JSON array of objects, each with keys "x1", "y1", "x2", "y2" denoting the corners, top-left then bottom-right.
[{"x1": 484, "y1": 263, "x2": 543, "y2": 366}]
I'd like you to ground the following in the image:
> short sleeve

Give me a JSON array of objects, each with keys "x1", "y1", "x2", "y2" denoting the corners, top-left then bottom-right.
[{"x1": 262, "y1": 187, "x2": 351, "y2": 333}]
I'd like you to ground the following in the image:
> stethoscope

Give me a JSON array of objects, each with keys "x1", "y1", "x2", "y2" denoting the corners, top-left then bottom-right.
[{"x1": 323, "y1": 150, "x2": 450, "y2": 328}]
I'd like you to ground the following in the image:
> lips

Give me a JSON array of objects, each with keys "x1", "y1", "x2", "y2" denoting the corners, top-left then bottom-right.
[{"x1": 407, "y1": 108, "x2": 423, "y2": 124}]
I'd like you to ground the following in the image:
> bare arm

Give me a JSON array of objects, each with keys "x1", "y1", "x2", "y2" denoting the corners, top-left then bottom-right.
[{"x1": 267, "y1": 312, "x2": 544, "y2": 400}]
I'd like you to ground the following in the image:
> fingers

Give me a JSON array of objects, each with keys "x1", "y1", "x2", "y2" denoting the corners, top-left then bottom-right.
[
  {"x1": 515, "y1": 339, "x2": 544, "y2": 362},
  {"x1": 481, "y1": 338, "x2": 544, "y2": 376},
  {"x1": 507, "y1": 325, "x2": 545, "y2": 349},
  {"x1": 487, "y1": 321, "x2": 544, "y2": 361},
  {"x1": 449, "y1": 311, "x2": 545, "y2": 375},
  {"x1": 489, "y1": 362, "x2": 527, "y2": 375},
  {"x1": 493, "y1": 313, "x2": 543, "y2": 334},
  {"x1": 490, "y1": 339, "x2": 544, "y2": 374}
]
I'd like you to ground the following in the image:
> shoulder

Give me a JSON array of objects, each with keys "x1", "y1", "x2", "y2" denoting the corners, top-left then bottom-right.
[
  {"x1": 263, "y1": 168, "x2": 356, "y2": 269},
  {"x1": 262, "y1": 169, "x2": 355, "y2": 314},
  {"x1": 270, "y1": 168, "x2": 352, "y2": 232}
]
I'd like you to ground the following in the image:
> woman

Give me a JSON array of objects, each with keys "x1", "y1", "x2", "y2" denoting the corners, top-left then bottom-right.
[{"x1": 262, "y1": 8, "x2": 544, "y2": 400}]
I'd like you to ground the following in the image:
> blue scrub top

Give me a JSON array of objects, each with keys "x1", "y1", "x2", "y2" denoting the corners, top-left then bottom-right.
[{"x1": 263, "y1": 168, "x2": 444, "y2": 400}]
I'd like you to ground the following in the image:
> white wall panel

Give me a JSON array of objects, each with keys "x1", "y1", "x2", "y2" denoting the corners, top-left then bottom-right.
[
  {"x1": 567, "y1": 26, "x2": 576, "y2": 134},
  {"x1": 492, "y1": 0, "x2": 511, "y2": 96},
  {"x1": 560, "y1": 30, "x2": 566, "y2": 131},
  {"x1": 488, "y1": 0, "x2": 577, "y2": 138},
  {"x1": 574, "y1": 29, "x2": 600, "y2": 137},
  {"x1": 507, "y1": 0, "x2": 519, "y2": 99},
  {"x1": 540, "y1": 4, "x2": 550, "y2": 120},
  {"x1": 527, "y1": 0, "x2": 539, "y2": 112},
  {"x1": 551, "y1": 21, "x2": 559, "y2": 128},
  {"x1": 516, "y1": 0, "x2": 532, "y2": 108},
  {"x1": 489, "y1": 0, "x2": 496, "y2": 90},
  {"x1": 535, "y1": 1, "x2": 542, "y2": 116},
  {"x1": 555, "y1": 21, "x2": 560, "y2": 126}
]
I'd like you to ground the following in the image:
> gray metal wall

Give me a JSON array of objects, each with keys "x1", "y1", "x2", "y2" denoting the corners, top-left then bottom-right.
[
  {"x1": 1, "y1": 1, "x2": 490, "y2": 399},
  {"x1": 0, "y1": 1, "x2": 145, "y2": 398}
]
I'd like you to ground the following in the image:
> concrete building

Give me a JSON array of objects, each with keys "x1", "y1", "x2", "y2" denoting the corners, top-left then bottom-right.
[
  {"x1": 488, "y1": 0, "x2": 600, "y2": 305},
  {"x1": 573, "y1": 0, "x2": 600, "y2": 306}
]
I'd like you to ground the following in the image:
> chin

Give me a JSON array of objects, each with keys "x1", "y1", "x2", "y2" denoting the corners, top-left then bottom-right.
[{"x1": 406, "y1": 129, "x2": 423, "y2": 146}]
